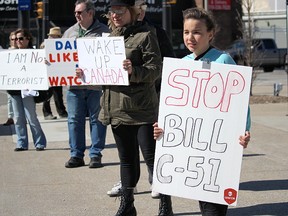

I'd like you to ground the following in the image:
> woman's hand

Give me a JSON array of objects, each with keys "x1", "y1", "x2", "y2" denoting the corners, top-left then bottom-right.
[
  {"x1": 239, "y1": 131, "x2": 251, "y2": 149},
  {"x1": 153, "y1": 122, "x2": 164, "y2": 140},
  {"x1": 123, "y1": 59, "x2": 132, "y2": 75},
  {"x1": 76, "y1": 68, "x2": 84, "y2": 78},
  {"x1": 44, "y1": 59, "x2": 51, "y2": 66}
]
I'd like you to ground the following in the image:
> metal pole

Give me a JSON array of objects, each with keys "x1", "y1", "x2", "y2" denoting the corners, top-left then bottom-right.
[
  {"x1": 273, "y1": 25, "x2": 276, "y2": 41},
  {"x1": 18, "y1": 10, "x2": 30, "y2": 30},
  {"x1": 35, "y1": 18, "x2": 41, "y2": 48},
  {"x1": 285, "y1": 0, "x2": 288, "y2": 116},
  {"x1": 204, "y1": 0, "x2": 208, "y2": 10},
  {"x1": 286, "y1": 0, "x2": 288, "y2": 73},
  {"x1": 162, "y1": 1, "x2": 172, "y2": 42},
  {"x1": 42, "y1": 0, "x2": 49, "y2": 43}
]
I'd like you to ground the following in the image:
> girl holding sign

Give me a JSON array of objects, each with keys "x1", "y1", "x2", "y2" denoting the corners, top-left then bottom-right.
[
  {"x1": 8, "y1": 28, "x2": 47, "y2": 151},
  {"x1": 153, "y1": 8, "x2": 251, "y2": 216}
]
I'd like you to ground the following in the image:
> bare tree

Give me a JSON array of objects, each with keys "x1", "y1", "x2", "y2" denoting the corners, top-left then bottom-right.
[{"x1": 235, "y1": 0, "x2": 262, "y2": 95}]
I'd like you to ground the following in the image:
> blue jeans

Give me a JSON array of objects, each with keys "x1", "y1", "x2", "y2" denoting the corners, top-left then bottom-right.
[
  {"x1": 67, "y1": 89, "x2": 106, "y2": 159},
  {"x1": 7, "y1": 94, "x2": 14, "y2": 118},
  {"x1": 11, "y1": 95, "x2": 46, "y2": 149}
]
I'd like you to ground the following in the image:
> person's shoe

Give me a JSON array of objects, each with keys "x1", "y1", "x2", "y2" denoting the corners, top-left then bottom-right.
[
  {"x1": 44, "y1": 114, "x2": 57, "y2": 120},
  {"x1": 36, "y1": 147, "x2": 45, "y2": 151},
  {"x1": 107, "y1": 181, "x2": 122, "y2": 197},
  {"x1": 89, "y1": 157, "x2": 103, "y2": 168},
  {"x1": 107, "y1": 181, "x2": 137, "y2": 197},
  {"x1": 3, "y1": 118, "x2": 14, "y2": 126},
  {"x1": 115, "y1": 188, "x2": 137, "y2": 216},
  {"x1": 151, "y1": 190, "x2": 160, "y2": 199},
  {"x1": 158, "y1": 195, "x2": 174, "y2": 216},
  {"x1": 59, "y1": 113, "x2": 68, "y2": 118},
  {"x1": 14, "y1": 147, "x2": 28, "y2": 152},
  {"x1": 65, "y1": 157, "x2": 85, "y2": 168}
]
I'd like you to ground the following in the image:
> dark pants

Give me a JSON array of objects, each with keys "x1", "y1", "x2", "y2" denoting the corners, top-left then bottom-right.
[
  {"x1": 42, "y1": 86, "x2": 67, "y2": 117},
  {"x1": 112, "y1": 124, "x2": 155, "y2": 188},
  {"x1": 199, "y1": 201, "x2": 228, "y2": 216}
]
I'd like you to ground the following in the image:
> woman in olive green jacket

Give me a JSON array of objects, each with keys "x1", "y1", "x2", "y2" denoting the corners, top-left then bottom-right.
[
  {"x1": 98, "y1": 0, "x2": 173, "y2": 215},
  {"x1": 99, "y1": 18, "x2": 160, "y2": 127}
]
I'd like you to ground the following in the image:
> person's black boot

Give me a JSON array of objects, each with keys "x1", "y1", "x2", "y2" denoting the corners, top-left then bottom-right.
[
  {"x1": 158, "y1": 194, "x2": 174, "y2": 216},
  {"x1": 115, "y1": 187, "x2": 137, "y2": 216}
]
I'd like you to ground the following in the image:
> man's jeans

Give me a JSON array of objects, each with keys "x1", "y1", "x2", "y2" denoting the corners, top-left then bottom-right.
[
  {"x1": 67, "y1": 89, "x2": 107, "y2": 159},
  {"x1": 11, "y1": 95, "x2": 46, "y2": 149}
]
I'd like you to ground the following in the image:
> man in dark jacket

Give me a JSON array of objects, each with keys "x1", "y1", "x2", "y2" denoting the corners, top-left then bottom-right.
[
  {"x1": 63, "y1": 0, "x2": 110, "y2": 168},
  {"x1": 136, "y1": 0, "x2": 175, "y2": 96}
]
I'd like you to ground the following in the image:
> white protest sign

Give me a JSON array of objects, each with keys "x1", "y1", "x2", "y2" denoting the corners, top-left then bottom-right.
[
  {"x1": 76, "y1": 37, "x2": 129, "y2": 85},
  {"x1": 45, "y1": 38, "x2": 80, "y2": 86},
  {"x1": 153, "y1": 57, "x2": 252, "y2": 206},
  {"x1": 0, "y1": 49, "x2": 48, "y2": 90}
]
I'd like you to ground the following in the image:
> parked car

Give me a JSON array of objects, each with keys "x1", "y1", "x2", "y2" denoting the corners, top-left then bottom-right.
[{"x1": 225, "y1": 38, "x2": 287, "y2": 72}]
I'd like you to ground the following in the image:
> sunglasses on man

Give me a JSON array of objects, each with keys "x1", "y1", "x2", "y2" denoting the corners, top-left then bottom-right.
[{"x1": 74, "y1": 9, "x2": 89, "y2": 15}]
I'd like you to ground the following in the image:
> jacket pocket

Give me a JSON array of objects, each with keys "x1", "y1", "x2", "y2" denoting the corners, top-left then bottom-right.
[{"x1": 121, "y1": 86, "x2": 154, "y2": 111}]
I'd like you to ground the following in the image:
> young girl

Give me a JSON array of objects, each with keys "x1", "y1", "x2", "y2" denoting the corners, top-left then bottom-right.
[{"x1": 153, "y1": 7, "x2": 251, "y2": 216}]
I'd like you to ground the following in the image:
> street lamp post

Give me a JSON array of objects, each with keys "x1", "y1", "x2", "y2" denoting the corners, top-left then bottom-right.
[{"x1": 162, "y1": 0, "x2": 172, "y2": 42}]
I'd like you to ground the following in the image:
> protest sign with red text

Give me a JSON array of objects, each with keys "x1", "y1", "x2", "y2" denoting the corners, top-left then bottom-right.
[
  {"x1": 45, "y1": 38, "x2": 80, "y2": 86},
  {"x1": 76, "y1": 37, "x2": 128, "y2": 86},
  {"x1": 153, "y1": 57, "x2": 252, "y2": 206}
]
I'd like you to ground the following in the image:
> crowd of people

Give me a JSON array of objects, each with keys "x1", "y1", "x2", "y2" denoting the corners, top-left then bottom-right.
[{"x1": 2, "y1": 0, "x2": 251, "y2": 215}]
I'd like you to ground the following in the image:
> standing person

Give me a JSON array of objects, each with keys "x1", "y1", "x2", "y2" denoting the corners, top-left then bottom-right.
[
  {"x1": 135, "y1": 0, "x2": 175, "y2": 96},
  {"x1": 42, "y1": 27, "x2": 68, "y2": 120},
  {"x1": 63, "y1": 0, "x2": 109, "y2": 168},
  {"x1": 106, "y1": 0, "x2": 176, "y2": 200},
  {"x1": 98, "y1": 0, "x2": 173, "y2": 215},
  {"x1": 8, "y1": 28, "x2": 47, "y2": 151},
  {"x1": 153, "y1": 8, "x2": 251, "y2": 216},
  {"x1": 3, "y1": 31, "x2": 17, "y2": 126}
]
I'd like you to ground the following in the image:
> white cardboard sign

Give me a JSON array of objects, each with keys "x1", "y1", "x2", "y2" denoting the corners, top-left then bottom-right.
[
  {"x1": 153, "y1": 57, "x2": 252, "y2": 206},
  {"x1": 0, "y1": 49, "x2": 48, "y2": 90},
  {"x1": 76, "y1": 37, "x2": 129, "y2": 86},
  {"x1": 45, "y1": 38, "x2": 80, "y2": 86}
]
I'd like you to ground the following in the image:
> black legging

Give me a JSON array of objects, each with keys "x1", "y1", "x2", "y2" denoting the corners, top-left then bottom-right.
[
  {"x1": 199, "y1": 201, "x2": 228, "y2": 216},
  {"x1": 112, "y1": 124, "x2": 155, "y2": 188},
  {"x1": 42, "y1": 86, "x2": 67, "y2": 117}
]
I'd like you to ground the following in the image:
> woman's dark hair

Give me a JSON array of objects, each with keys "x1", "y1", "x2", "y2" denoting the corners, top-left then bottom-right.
[
  {"x1": 182, "y1": 8, "x2": 216, "y2": 33},
  {"x1": 14, "y1": 28, "x2": 34, "y2": 48}
]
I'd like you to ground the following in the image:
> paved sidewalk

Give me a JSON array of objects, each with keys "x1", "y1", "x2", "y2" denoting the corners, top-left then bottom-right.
[{"x1": 0, "y1": 93, "x2": 288, "y2": 215}]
